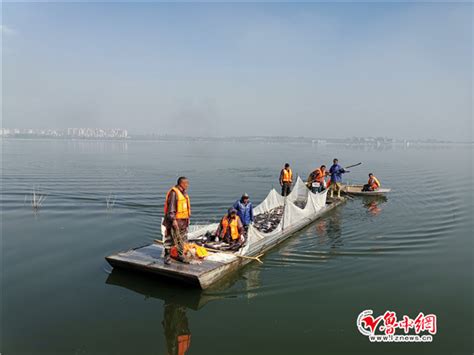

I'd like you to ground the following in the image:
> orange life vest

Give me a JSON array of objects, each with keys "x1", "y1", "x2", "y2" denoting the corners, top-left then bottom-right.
[
  {"x1": 164, "y1": 186, "x2": 191, "y2": 219},
  {"x1": 368, "y1": 176, "x2": 381, "y2": 190},
  {"x1": 177, "y1": 334, "x2": 191, "y2": 355},
  {"x1": 315, "y1": 168, "x2": 326, "y2": 183},
  {"x1": 282, "y1": 168, "x2": 293, "y2": 183},
  {"x1": 221, "y1": 215, "x2": 240, "y2": 240},
  {"x1": 183, "y1": 243, "x2": 208, "y2": 258}
]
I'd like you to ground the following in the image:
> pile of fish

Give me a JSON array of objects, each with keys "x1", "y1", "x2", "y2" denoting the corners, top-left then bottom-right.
[
  {"x1": 252, "y1": 198, "x2": 307, "y2": 233},
  {"x1": 189, "y1": 231, "x2": 244, "y2": 252},
  {"x1": 253, "y1": 206, "x2": 284, "y2": 233}
]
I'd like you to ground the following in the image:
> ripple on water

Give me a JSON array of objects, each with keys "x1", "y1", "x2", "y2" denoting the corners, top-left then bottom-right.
[{"x1": 3, "y1": 141, "x2": 472, "y2": 303}]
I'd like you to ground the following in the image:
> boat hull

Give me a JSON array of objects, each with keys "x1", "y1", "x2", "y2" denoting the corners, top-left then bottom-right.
[{"x1": 342, "y1": 184, "x2": 391, "y2": 196}]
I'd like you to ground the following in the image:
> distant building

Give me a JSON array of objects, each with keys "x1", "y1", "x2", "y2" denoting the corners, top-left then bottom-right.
[{"x1": 1, "y1": 128, "x2": 129, "y2": 139}]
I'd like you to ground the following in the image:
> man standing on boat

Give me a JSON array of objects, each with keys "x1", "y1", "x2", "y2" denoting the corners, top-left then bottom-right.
[
  {"x1": 233, "y1": 193, "x2": 254, "y2": 230},
  {"x1": 329, "y1": 159, "x2": 346, "y2": 198},
  {"x1": 163, "y1": 176, "x2": 191, "y2": 264},
  {"x1": 279, "y1": 163, "x2": 293, "y2": 196}
]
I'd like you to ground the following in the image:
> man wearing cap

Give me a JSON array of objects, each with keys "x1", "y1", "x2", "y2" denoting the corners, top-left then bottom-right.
[
  {"x1": 215, "y1": 208, "x2": 245, "y2": 244},
  {"x1": 233, "y1": 193, "x2": 254, "y2": 230}
]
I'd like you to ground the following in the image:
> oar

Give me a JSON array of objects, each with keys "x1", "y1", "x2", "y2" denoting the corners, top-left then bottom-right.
[
  {"x1": 345, "y1": 162, "x2": 362, "y2": 169},
  {"x1": 153, "y1": 239, "x2": 264, "y2": 264}
]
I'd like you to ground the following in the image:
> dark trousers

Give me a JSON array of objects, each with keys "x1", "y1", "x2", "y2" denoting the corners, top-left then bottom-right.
[
  {"x1": 362, "y1": 184, "x2": 373, "y2": 191},
  {"x1": 164, "y1": 222, "x2": 188, "y2": 257},
  {"x1": 311, "y1": 185, "x2": 326, "y2": 193},
  {"x1": 281, "y1": 182, "x2": 292, "y2": 196}
]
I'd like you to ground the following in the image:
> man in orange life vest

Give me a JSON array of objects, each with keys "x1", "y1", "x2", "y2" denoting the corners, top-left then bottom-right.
[
  {"x1": 215, "y1": 208, "x2": 244, "y2": 244},
  {"x1": 163, "y1": 176, "x2": 191, "y2": 264},
  {"x1": 362, "y1": 173, "x2": 381, "y2": 191},
  {"x1": 307, "y1": 165, "x2": 328, "y2": 193},
  {"x1": 279, "y1": 163, "x2": 293, "y2": 197}
]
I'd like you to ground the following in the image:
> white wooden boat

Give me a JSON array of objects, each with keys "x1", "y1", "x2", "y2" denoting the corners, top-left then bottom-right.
[
  {"x1": 342, "y1": 184, "x2": 391, "y2": 196},
  {"x1": 106, "y1": 178, "x2": 346, "y2": 289}
]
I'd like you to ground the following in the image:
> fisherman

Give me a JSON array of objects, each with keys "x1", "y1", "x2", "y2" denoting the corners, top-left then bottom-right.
[
  {"x1": 307, "y1": 165, "x2": 328, "y2": 193},
  {"x1": 215, "y1": 208, "x2": 245, "y2": 244},
  {"x1": 329, "y1": 159, "x2": 346, "y2": 198},
  {"x1": 362, "y1": 173, "x2": 381, "y2": 191},
  {"x1": 233, "y1": 193, "x2": 254, "y2": 230},
  {"x1": 163, "y1": 176, "x2": 191, "y2": 264},
  {"x1": 279, "y1": 163, "x2": 293, "y2": 197}
]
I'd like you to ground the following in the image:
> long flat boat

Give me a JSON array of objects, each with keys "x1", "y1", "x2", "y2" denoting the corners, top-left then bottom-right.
[
  {"x1": 106, "y1": 178, "x2": 346, "y2": 289},
  {"x1": 342, "y1": 184, "x2": 391, "y2": 196}
]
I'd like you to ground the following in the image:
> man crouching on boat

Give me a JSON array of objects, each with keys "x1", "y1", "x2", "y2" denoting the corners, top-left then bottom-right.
[
  {"x1": 163, "y1": 176, "x2": 191, "y2": 264},
  {"x1": 215, "y1": 208, "x2": 245, "y2": 249},
  {"x1": 362, "y1": 173, "x2": 381, "y2": 191}
]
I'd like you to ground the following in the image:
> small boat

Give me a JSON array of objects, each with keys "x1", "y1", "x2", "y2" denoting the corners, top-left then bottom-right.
[
  {"x1": 106, "y1": 178, "x2": 346, "y2": 289},
  {"x1": 342, "y1": 184, "x2": 391, "y2": 196}
]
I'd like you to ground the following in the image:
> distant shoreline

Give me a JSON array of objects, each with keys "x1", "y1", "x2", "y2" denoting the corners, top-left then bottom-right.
[{"x1": 1, "y1": 136, "x2": 472, "y2": 145}]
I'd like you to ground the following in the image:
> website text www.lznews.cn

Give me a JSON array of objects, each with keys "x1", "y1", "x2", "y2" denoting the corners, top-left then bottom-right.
[{"x1": 368, "y1": 334, "x2": 433, "y2": 342}]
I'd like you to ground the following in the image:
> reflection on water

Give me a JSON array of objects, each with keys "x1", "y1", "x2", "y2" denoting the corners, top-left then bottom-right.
[
  {"x1": 106, "y1": 271, "x2": 201, "y2": 355},
  {"x1": 106, "y1": 265, "x2": 263, "y2": 355},
  {"x1": 163, "y1": 302, "x2": 191, "y2": 355},
  {"x1": 362, "y1": 196, "x2": 387, "y2": 216},
  {"x1": 65, "y1": 139, "x2": 129, "y2": 154},
  {"x1": 314, "y1": 211, "x2": 343, "y2": 249}
]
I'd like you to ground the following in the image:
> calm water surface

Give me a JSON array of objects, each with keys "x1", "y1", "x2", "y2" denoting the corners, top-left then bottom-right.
[{"x1": 2, "y1": 139, "x2": 472, "y2": 354}]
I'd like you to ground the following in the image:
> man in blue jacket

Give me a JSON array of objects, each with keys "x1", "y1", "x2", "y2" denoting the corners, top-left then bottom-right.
[
  {"x1": 329, "y1": 158, "x2": 346, "y2": 199},
  {"x1": 233, "y1": 193, "x2": 254, "y2": 230}
]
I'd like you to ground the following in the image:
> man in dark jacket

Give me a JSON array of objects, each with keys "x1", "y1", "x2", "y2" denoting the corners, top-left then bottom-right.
[
  {"x1": 329, "y1": 159, "x2": 346, "y2": 198},
  {"x1": 233, "y1": 193, "x2": 254, "y2": 229}
]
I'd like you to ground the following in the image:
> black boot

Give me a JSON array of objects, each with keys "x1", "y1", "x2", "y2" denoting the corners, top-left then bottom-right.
[
  {"x1": 176, "y1": 255, "x2": 190, "y2": 264},
  {"x1": 164, "y1": 249, "x2": 171, "y2": 265}
]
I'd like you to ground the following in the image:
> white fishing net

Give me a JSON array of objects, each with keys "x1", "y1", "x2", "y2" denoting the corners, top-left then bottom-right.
[{"x1": 239, "y1": 177, "x2": 327, "y2": 256}]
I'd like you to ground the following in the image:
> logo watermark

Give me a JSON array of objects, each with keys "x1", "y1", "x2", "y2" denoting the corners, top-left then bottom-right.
[{"x1": 357, "y1": 310, "x2": 437, "y2": 343}]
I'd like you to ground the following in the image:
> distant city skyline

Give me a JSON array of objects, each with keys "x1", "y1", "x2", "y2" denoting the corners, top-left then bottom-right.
[
  {"x1": 2, "y1": 127, "x2": 468, "y2": 143},
  {"x1": 0, "y1": 128, "x2": 128, "y2": 139},
  {"x1": 2, "y1": 2, "x2": 472, "y2": 141}
]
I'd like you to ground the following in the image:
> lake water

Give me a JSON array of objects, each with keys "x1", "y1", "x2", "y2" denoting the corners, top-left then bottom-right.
[{"x1": 2, "y1": 139, "x2": 472, "y2": 354}]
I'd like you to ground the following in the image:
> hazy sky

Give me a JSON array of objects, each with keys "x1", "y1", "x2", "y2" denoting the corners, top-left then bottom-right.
[{"x1": 2, "y1": 2, "x2": 472, "y2": 140}]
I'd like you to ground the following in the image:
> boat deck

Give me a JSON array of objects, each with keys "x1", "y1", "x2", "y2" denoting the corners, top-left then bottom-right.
[{"x1": 106, "y1": 243, "x2": 239, "y2": 288}]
